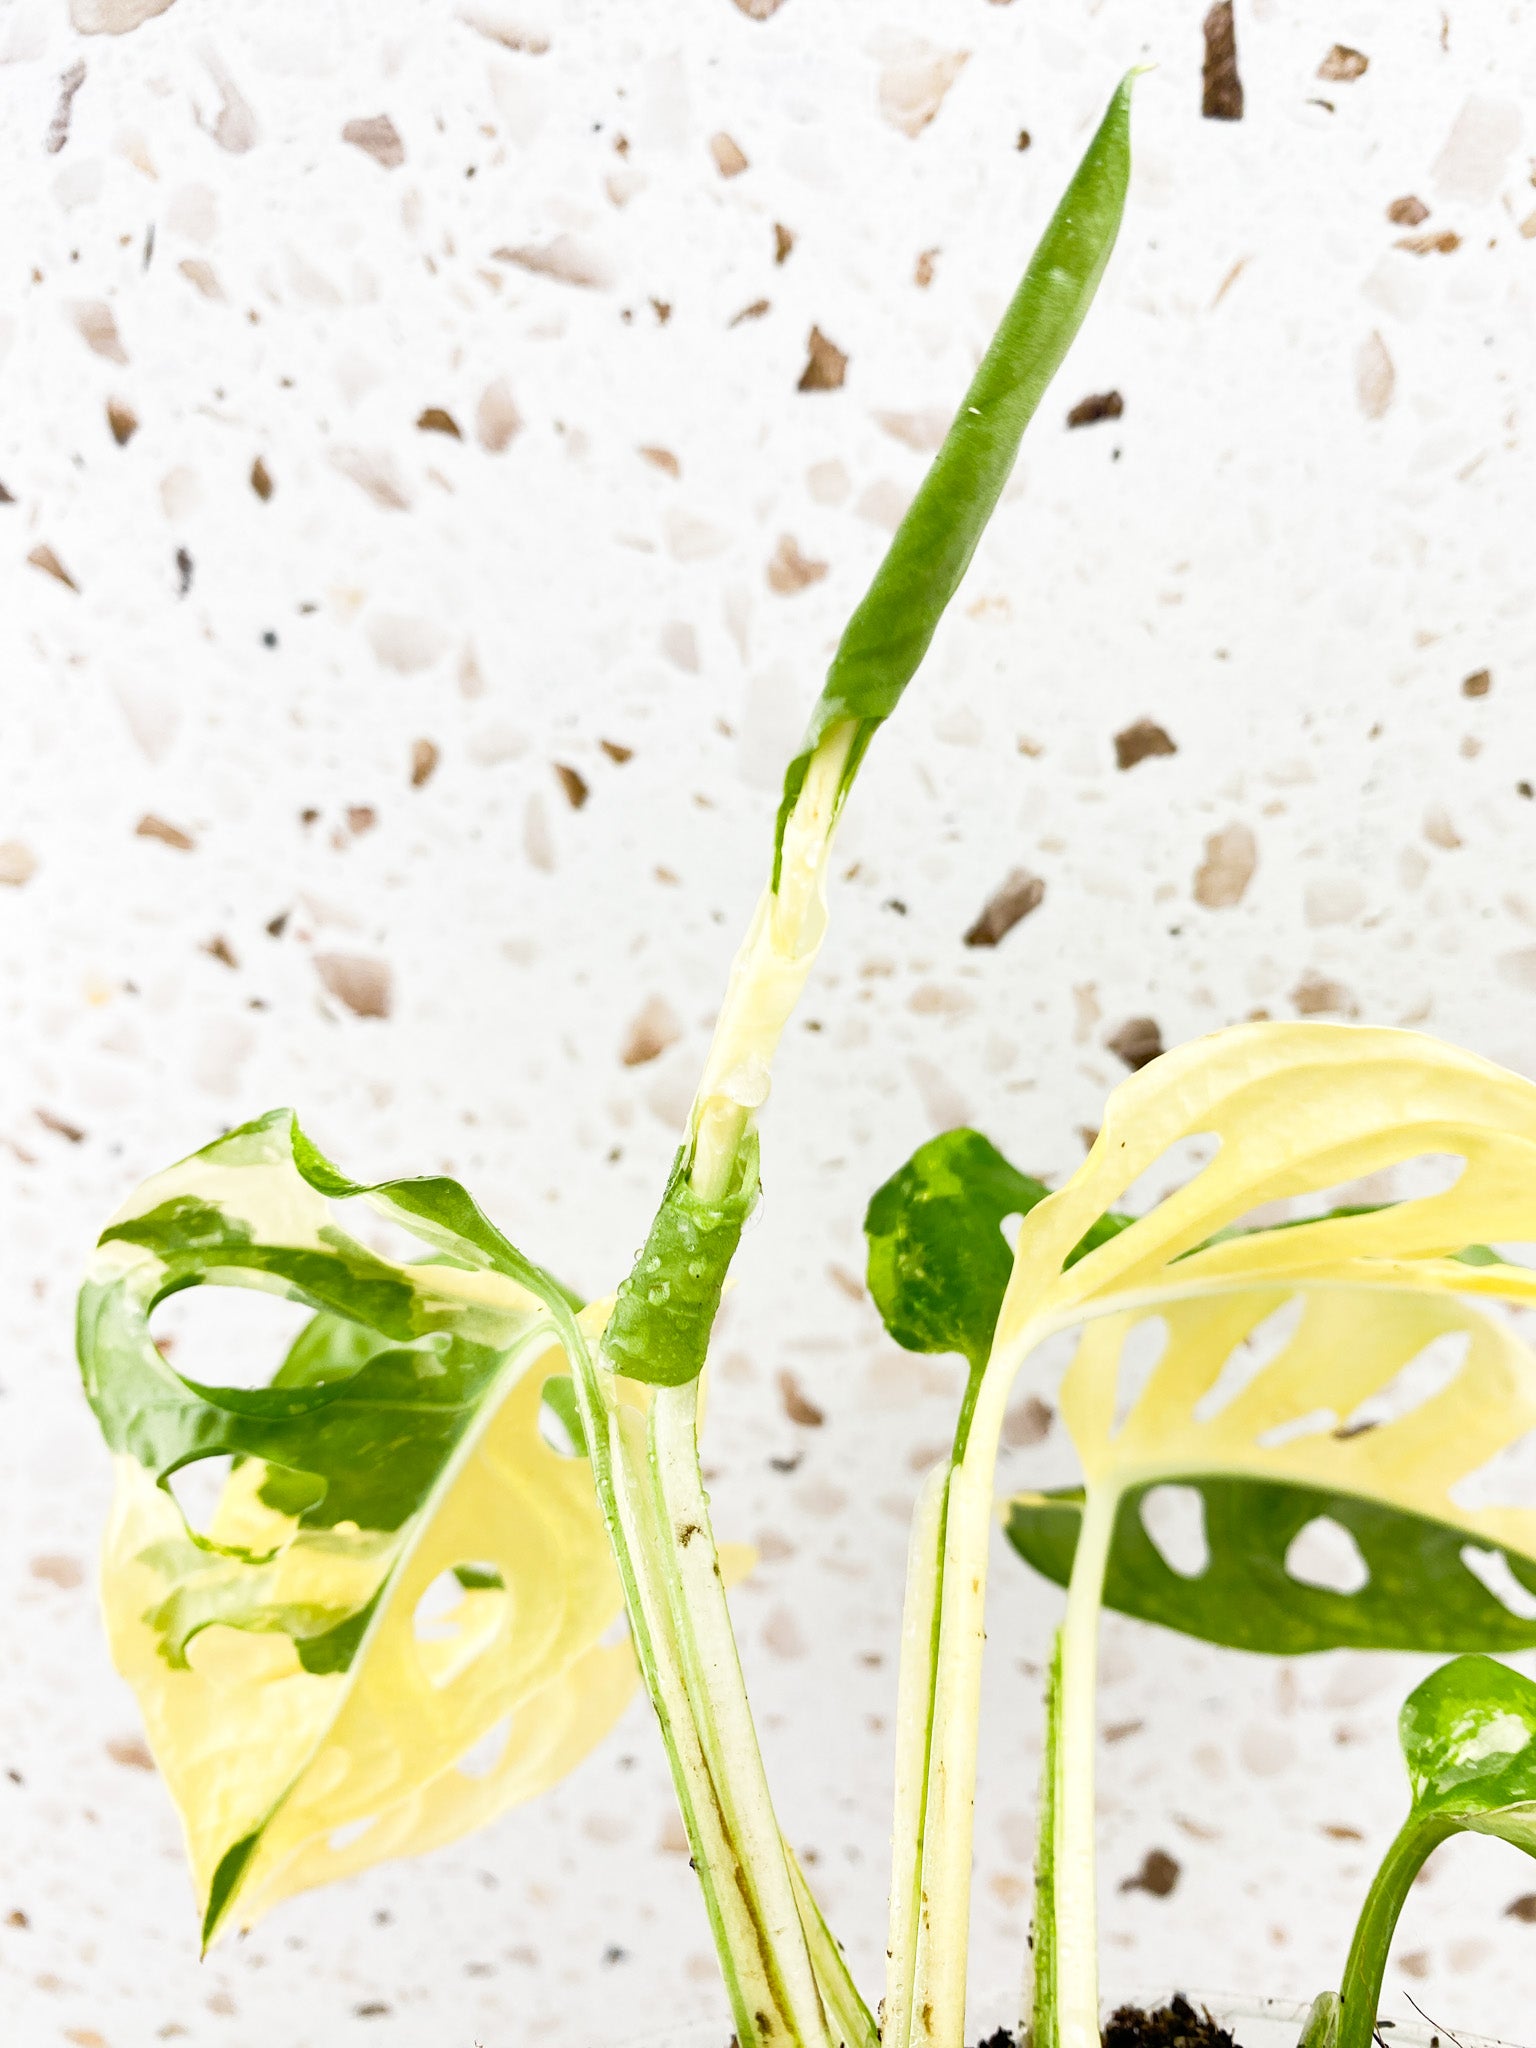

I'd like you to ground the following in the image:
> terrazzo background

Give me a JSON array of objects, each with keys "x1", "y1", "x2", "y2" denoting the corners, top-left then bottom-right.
[{"x1": 4, "y1": 1, "x2": 1536, "y2": 2043}]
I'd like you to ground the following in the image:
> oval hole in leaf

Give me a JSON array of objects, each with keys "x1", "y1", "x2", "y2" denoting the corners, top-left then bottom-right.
[
  {"x1": 1224, "y1": 1152, "x2": 1466, "y2": 1233},
  {"x1": 1115, "y1": 1133, "x2": 1221, "y2": 1219},
  {"x1": 1337, "y1": 1329, "x2": 1470, "y2": 1435},
  {"x1": 1461, "y1": 1545, "x2": 1536, "y2": 1622},
  {"x1": 412, "y1": 1566, "x2": 510, "y2": 1689},
  {"x1": 1257, "y1": 1407, "x2": 1338, "y2": 1449},
  {"x1": 328, "y1": 1815, "x2": 378, "y2": 1854},
  {"x1": 455, "y1": 1714, "x2": 511, "y2": 1781},
  {"x1": 151, "y1": 1285, "x2": 318, "y2": 1390},
  {"x1": 1110, "y1": 1315, "x2": 1169, "y2": 1436},
  {"x1": 1449, "y1": 1431, "x2": 1536, "y2": 1513},
  {"x1": 1138, "y1": 1484, "x2": 1209, "y2": 1580},
  {"x1": 1193, "y1": 1294, "x2": 1307, "y2": 1424},
  {"x1": 165, "y1": 1454, "x2": 236, "y2": 1536},
  {"x1": 1285, "y1": 1515, "x2": 1370, "y2": 1595},
  {"x1": 538, "y1": 1374, "x2": 586, "y2": 1457}
]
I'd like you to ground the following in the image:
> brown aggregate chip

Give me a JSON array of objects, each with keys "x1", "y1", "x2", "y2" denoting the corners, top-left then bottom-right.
[
  {"x1": 416, "y1": 406, "x2": 461, "y2": 437},
  {"x1": 1318, "y1": 44, "x2": 1369, "y2": 81},
  {"x1": 1114, "y1": 718, "x2": 1176, "y2": 769},
  {"x1": 710, "y1": 132, "x2": 749, "y2": 178},
  {"x1": 964, "y1": 868, "x2": 1044, "y2": 947},
  {"x1": 553, "y1": 763, "x2": 589, "y2": 810},
  {"x1": 135, "y1": 814, "x2": 194, "y2": 849},
  {"x1": 777, "y1": 1370, "x2": 825, "y2": 1427},
  {"x1": 1106, "y1": 1016, "x2": 1164, "y2": 1070},
  {"x1": 343, "y1": 114, "x2": 405, "y2": 169},
  {"x1": 1201, "y1": 2, "x2": 1244, "y2": 121},
  {"x1": 1387, "y1": 194, "x2": 1429, "y2": 225},
  {"x1": 28, "y1": 544, "x2": 78, "y2": 590},
  {"x1": 410, "y1": 737, "x2": 440, "y2": 787},
  {"x1": 1120, "y1": 1846, "x2": 1181, "y2": 1897},
  {"x1": 1397, "y1": 229, "x2": 1461, "y2": 255},
  {"x1": 314, "y1": 953, "x2": 393, "y2": 1019},
  {"x1": 798, "y1": 326, "x2": 847, "y2": 392},
  {"x1": 767, "y1": 534, "x2": 828, "y2": 593},
  {"x1": 1067, "y1": 389, "x2": 1123, "y2": 428},
  {"x1": 250, "y1": 455, "x2": 274, "y2": 499},
  {"x1": 45, "y1": 60, "x2": 88, "y2": 155}
]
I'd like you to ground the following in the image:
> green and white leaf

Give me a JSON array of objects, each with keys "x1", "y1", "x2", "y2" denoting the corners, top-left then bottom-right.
[
  {"x1": 1336, "y1": 1655, "x2": 1536, "y2": 2048},
  {"x1": 1399, "y1": 1652, "x2": 1536, "y2": 1846},
  {"x1": 78, "y1": 1109, "x2": 638, "y2": 1943}
]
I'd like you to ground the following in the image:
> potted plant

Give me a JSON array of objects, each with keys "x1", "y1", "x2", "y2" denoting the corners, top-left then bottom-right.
[{"x1": 75, "y1": 74, "x2": 1536, "y2": 2048}]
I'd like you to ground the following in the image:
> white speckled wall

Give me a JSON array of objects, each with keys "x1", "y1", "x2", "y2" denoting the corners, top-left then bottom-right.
[{"x1": 4, "y1": 2, "x2": 1536, "y2": 2043}]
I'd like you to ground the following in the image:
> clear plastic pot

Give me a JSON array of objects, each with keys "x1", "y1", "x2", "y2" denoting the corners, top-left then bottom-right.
[{"x1": 619, "y1": 1989, "x2": 1519, "y2": 2048}]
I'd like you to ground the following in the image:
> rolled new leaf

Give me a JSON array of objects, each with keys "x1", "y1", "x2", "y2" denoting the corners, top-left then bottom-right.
[
  {"x1": 772, "y1": 73, "x2": 1138, "y2": 884},
  {"x1": 78, "y1": 1109, "x2": 638, "y2": 1944},
  {"x1": 1337, "y1": 1655, "x2": 1536, "y2": 2048}
]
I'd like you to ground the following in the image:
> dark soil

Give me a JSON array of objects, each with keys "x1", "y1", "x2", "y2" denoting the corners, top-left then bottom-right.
[{"x1": 974, "y1": 1995, "x2": 1242, "y2": 2048}]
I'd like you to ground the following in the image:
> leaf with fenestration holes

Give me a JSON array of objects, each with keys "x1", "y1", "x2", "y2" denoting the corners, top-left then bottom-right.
[
  {"x1": 869, "y1": 1021, "x2": 1536, "y2": 1654},
  {"x1": 78, "y1": 1109, "x2": 640, "y2": 1944}
]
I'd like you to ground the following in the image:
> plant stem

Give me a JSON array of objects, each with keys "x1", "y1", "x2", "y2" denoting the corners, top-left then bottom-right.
[
  {"x1": 575, "y1": 724, "x2": 861, "y2": 2044},
  {"x1": 884, "y1": 1467, "x2": 950, "y2": 2048},
  {"x1": 648, "y1": 1380, "x2": 833, "y2": 2043},
  {"x1": 904, "y1": 1446, "x2": 999, "y2": 2048},
  {"x1": 568, "y1": 1338, "x2": 797, "y2": 2040},
  {"x1": 1026, "y1": 1633, "x2": 1063, "y2": 2048},
  {"x1": 1051, "y1": 1483, "x2": 1117, "y2": 2048},
  {"x1": 1336, "y1": 1816, "x2": 1453, "y2": 2048}
]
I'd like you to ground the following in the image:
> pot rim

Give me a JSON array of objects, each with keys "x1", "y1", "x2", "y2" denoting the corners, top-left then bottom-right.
[{"x1": 615, "y1": 1987, "x2": 1522, "y2": 2048}]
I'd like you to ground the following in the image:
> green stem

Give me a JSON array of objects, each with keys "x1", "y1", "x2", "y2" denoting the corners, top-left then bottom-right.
[
  {"x1": 1051, "y1": 1485, "x2": 1118, "y2": 2048},
  {"x1": 648, "y1": 1382, "x2": 833, "y2": 2043},
  {"x1": 1336, "y1": 1816, "x2": 1454, "y2": 2048},
  {"x1": 785, "y1": 1842, "x2": 881, "y2": 2048},
  {"x1": 1027, "y1": 1634, "x2": 1064, "y2": 2048},
  {"x1": 883, "y1": 1468, "x2": 950, "y2": 2048},
  {"x1": 565, "y1": 1324, "x2": 822, "y2": 2044}
]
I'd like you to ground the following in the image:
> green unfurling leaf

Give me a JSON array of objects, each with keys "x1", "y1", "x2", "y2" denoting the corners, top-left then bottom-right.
[
  {"x1": 78, "y1": 1108, "x2": 636, "y2": 1944},
  {"x1": 1336, "y1": 1656, "x2": 1536, "y2": 2048},
  {"x1": 1399, "y1": 1653, "x2": 1536, "y2": 1843},
  {"x1": 772, "y1": 74, "x2": 1138, "y2": 883},
  {"x1": 602, "y1": 1129, "x2": 761, "y2": 1386},
  {"x1": 1007, "y1": 1479, "x2": 1536, "y2": 1656}
]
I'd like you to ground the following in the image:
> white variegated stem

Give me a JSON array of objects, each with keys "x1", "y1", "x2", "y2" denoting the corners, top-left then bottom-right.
[
  {"x1": 905, "y1": 1430, "x2": 1006, "y2": 2048},
  {"x1": 883, "y1": 1466, "x2": 950, "y2": 2048},
  {"x1": 786, "y1": 1840, "x2": 880, "y2": 2048},
  {"x1": 566, "y1": 1343, "x2": 794, "y2": 2043},
  {"x1": 684, "y1": 720, "x2": 857, "y2": 1197},
  {"x1": 570, "y1": 720, "x2": 864, "y2": 2044},
  {"x1": 649, "y1": 1381, "x2": 834, "y2": 2046},
  {"x1": 1051, "y1": 1483, "x2": 1117, "y2": 2048}
]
